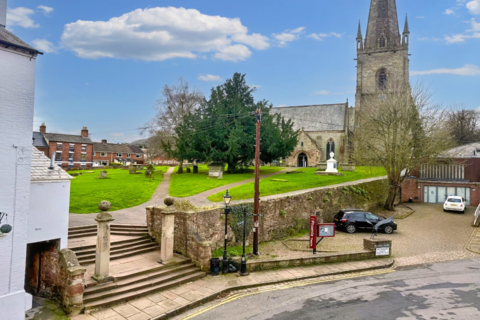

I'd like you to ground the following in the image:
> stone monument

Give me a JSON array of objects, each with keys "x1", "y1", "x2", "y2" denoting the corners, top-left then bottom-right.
[
  {"x1": 93, "y1": 201, "x2": 114, "y2": 283},
  {"x1": 159, "y1": 197, "x2": 176, "y2": 264},
  {"x1": 325, "y1": 152, "x2": 338, "y2": 173}
]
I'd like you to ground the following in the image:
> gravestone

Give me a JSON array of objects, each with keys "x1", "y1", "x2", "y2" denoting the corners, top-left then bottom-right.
[
  {"x1": 208, "y1": 164, "x2": 224, "y2": 179},
  {"x1": 186, "y1": 168, "x2": 191, "y2": 173},
  {"x1": 193, "y1": 165, "x2": 199, "y2": 174},
  {"x1": 129, "y1": 166, "x2": 137, "y2": 175},
  {"x1": 99, "y1": 171, "x2": 107, "y2": 179}
]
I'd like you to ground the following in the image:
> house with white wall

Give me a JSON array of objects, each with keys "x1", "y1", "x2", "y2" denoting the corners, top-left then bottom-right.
[{"x1": 0, "y1": 0, "x2": 43, "y2": 317}]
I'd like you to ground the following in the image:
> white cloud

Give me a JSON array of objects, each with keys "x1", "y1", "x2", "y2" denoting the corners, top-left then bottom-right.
[
  {"x1": 198, "y1": 74, "x2": 222, "y2": 82},
  {"x1": 60, "y1": 7, "x2": 268, "y2": 62},
  {"x1": 32, "y1": 39, "x2": 56, "y2": 53},
  {"x1": 37, "y1": 5, "x2": 53, "y2": 15},
  {"x1": 272, "y1": 27, "x2": 305, "y2": 47},
  {"x1": 7, "y1": 7, "x2": 39, "y2": 28},
  {"x1": 444, "y1": 9, "x2": 455, "y2": 15},
  {"x1": 467, "y1": 0, "x2": 480, "y2": 14},
  {"x1": 445, "y1": 18, "x2": 480, "y2": 43},
  {"x1": 411, "y1": 64, "x2": 480, "y2": 76},
  {"x1": 308, "y1": 32, "x2": 343, "y2": 41}
]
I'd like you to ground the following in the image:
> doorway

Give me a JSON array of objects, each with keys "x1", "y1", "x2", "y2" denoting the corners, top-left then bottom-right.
[{"x1": 298, "y1": 153, "x2": 308, "y2": 167}]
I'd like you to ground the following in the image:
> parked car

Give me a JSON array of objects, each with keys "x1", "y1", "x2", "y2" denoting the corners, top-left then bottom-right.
[
  {"x1": 333, "y1": 210, "x2": 397, "y2": 234},
  {"x1": 443, "y1": 196, "x2": 466, "y2": 213}
]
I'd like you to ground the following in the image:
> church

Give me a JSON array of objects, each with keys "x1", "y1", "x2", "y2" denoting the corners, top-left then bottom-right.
[{"x1": 273, "y1": 0, "x2": 411, "y2": 167}]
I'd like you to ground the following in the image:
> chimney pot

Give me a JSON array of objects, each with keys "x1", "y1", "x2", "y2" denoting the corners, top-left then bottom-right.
[
  {"x1": 0, "y1": 0, "x2": 6, "y2": 28},
  {"x1": 102, "y1": 139, "x2": 107, "y2": 144},
  {"x1": 40, "y1": 123, "x2": 46, "y2": 134},
  {"x1": 81, "y1": 127, "x2": 89, "y2": 138}
]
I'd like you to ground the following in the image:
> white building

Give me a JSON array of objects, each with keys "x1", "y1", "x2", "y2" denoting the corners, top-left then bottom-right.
[{"x1": 0, "y1": 0, "x2": 43, "y2": 317}]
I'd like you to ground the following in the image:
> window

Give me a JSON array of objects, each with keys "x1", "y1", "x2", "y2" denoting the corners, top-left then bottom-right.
[
  {"x1": 81, "y1": 163, "x2": 86, "y2": 167},
  {"x1": 81, "y1": 144, "x2": 87, "y2": 151},
  {"x1": 301, "y1": 142, "x2": 304, "y2": 147},
  {"x1": 326, "y1": 138, "x2": 335, "y2": 160},
  {"x1": 81, "y1": 153, "x2": 86, "y2": 162},
  {"x1": 137, "y1": 154, "x2": 142, "y2": 158},
  {"x1": 127, "y1": 154, "x2": 131, "y2": 158},
  {"x1": 365, "y1": 213, "x2": 378, "y2": 221},
  {"x1": 101, "y1": 152, "x2": 107, "y2": 157},
  {"x1": 56, "y1": 143, "x2": 62, "y2": 150},
  {"x1": 378, "y1": 68, "x2": 387, "y2": 90},
  {"x1": 117, "y1": 153, "x2": 122, "y2": 157},
  {"x1": 68, "y1": 152, "x2": 74, "y2": 161},
  {"x1": 379, "y1": 35, "x2": 386, "y2": 48},
  {"x1": 55, "y1": 153, "x2": 62, "y2": 161},
  {"x1": 69, "y1": 144, "x2": 74, "y2": 151}
]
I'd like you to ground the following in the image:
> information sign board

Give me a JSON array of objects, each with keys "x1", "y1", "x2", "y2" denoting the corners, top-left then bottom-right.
[
  {"x1": 375, "y1": 246, "x2": 390, "y2": 256},
  {"x1": 317, "y1": 223, "x2": 335, "y2": 237}
]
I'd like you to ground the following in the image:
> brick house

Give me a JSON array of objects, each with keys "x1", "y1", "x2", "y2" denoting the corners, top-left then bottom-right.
[
  {"x1": 33, "y1": 123, "x2": 94, "y2": 168},
  {"x1": 402, "y1": 143, "x2": 480, "y2": 207},
  {"x1": 93, "y1": 139, "x2": 144, "y2": 167}
]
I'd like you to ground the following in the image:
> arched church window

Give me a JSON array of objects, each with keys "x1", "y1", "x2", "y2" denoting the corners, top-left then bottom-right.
[
  {"x1": 326, "y1": 138, "x2": 335, "y2": 160},
  {"x1": 379, "y1": 36, "x2": 386, "y2": 48},
  {"x1": 378, "y1": 68, "x2": 387, "y2": 90},
  {"x1": 301, "y1": 142, "x2": 304, "y2": 147}
]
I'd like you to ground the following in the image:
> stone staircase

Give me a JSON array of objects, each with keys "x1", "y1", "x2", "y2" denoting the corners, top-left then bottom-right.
[
  {"x1": 68, "y1": 224, "x2": 149, "y2": 239},
  {"x1": 83, "y1": 256, "x2": 206, "y2": 310}
]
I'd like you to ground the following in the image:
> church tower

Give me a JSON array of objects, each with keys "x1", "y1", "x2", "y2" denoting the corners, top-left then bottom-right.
[{"x1": 355, "y1": 0, "x2": 410, "y2": 111}]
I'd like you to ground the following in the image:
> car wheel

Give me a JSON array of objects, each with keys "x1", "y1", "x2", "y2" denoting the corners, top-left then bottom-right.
[
  {"x1": 384, "y1": 225, "x2": 394, "y2": 234},
  {"x1": 346, "y1": 224, "x2": 356, "y2": 234}
]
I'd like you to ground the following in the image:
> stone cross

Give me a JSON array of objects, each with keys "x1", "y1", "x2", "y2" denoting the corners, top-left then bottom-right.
[
  {"x1": 159, "y1": 197, "x2": 176, "y2": 264},
  {"x1": 93, "y1": 201, "x2": 114, "y2": 283}
]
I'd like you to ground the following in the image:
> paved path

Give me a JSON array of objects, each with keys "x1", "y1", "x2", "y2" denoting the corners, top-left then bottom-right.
[
  {"x1": 71, "y1": 258, "x2": 393, "y2": 320},
  {"x1": 68, "y1": 167, "x2": 175, "y2": 227},
  {"x1": 183, "y1": 258, "x2": 480, "y2": 320}
]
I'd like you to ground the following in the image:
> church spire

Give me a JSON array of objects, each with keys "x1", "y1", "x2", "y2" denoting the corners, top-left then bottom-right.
[
  {"x1": 365, "y1": 0, "x2": 401, "y2": 49},
  {"x1": 402, "y1": 14, "x2": 410, "y2": 46},
  {"x1": 356, "y1": 20, "x2": 364, "y2": 50},
  {"x1": 403, "y1": 14, "x2": 410, "y2": 34}
]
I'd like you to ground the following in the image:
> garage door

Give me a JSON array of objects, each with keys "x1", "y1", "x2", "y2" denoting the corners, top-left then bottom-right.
[{"x1": 424, "y1": 186, "x2": 471, "y2": 205}]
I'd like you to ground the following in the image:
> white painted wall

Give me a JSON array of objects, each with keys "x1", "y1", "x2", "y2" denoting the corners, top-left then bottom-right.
[
  {"x1": 0, "y1": 46, "x2": 38, "y2": 318},
  {"x1": 28, "y1": 181, "x2": 71, "y2": 249}
]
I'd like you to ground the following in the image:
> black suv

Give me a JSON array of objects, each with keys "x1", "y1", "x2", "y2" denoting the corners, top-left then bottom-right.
[{"x1": 333, "y1": 209, "x2": 397, "y2": 234}]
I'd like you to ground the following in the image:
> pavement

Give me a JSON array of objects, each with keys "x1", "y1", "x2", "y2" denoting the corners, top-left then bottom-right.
[
  {"x1": 71, "y1": 258, "x2": 393, "y2": 320},
  {"x1": 180, "y1": 258, "x2": 480, "y2": 320}
]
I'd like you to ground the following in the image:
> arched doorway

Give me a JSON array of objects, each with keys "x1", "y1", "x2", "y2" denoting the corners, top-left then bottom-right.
[
  {"x1": 326, "y1": 139, "x2": 335, "y2": 160},
  {"x1": 298, "y1": 153, "x2": 308, "y2": 167}
]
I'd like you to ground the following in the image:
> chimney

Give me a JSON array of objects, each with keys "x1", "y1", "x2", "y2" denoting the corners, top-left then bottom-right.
[
  {"x1": 40, "y1": 123, "x2": 46, "y2": 134},
  {"x1": 0, "y1": 0, "x2": 6, "y2": 29},
  {"x1": 81, "y1": 127, "x2": 89, "y2": 138},
  {"x1": 102, "y1": 139, "x2": 107, "y2": 144}
]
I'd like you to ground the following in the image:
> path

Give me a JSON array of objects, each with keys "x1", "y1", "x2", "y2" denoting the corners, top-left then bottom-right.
[{"x1": 68, "y1": 167, "x2": 175, "y2": 227}]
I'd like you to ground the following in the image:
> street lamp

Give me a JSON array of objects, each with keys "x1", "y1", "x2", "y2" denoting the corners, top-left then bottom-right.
[{"x1": 222, "y1": 190, "x2": 232, "y2": 274}]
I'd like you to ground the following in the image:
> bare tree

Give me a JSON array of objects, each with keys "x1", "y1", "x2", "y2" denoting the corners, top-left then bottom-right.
[
  {"x1": 141, "y1": 78, "x2": 204, "y2": 165},
  {"x1": 353, "y1": 76, "x2": 454, "y2": 211},
  {"x1": 448, "y1": 105, "x2": 480, "y2": 146}
]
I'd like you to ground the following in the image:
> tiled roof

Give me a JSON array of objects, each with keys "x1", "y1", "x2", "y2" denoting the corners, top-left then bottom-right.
[
  {"x1": 443, "y1": 143, "x2": 480, "y2": 158},
  {"x1": 43, "y1": 133, "x2": 93, "y2": 144},
  {"x1": 0, "y1": 28, "x2": 42, "y2": 54},
  {"x1": 270, "y1": 104, "x2": 347, "y2": 132},
  {"x1": 32, "y1": 132, "x2": 48, "y2": 148},
  {"x1": 31, "y1": 147, "x2": 73, "y2": 181},
  {"x1": 93, "y1": 142, "x2": 144, "y2": 154}
]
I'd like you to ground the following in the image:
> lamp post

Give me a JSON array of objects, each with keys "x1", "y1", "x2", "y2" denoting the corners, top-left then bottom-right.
[{"x1": 222, "y1": 190, "x2": 232, "y2": 274}]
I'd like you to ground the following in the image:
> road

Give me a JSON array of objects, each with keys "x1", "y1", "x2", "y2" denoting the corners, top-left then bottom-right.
[{"x1": 180, "y1": 259, "x2": 480, "y2": 320}]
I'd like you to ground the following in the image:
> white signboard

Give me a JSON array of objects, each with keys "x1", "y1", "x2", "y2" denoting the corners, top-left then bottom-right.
[{"x1": 376, "y1": 247, "x2": 390, "y2": 256}]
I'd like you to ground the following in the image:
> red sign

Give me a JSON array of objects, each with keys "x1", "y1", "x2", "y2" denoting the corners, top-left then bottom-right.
[
  {"x1": 309, "y1": 215, "x2": 317, "y2": 249},
  {"x1": 317, "y1": 223, "x2": 336, "y2": 237}
]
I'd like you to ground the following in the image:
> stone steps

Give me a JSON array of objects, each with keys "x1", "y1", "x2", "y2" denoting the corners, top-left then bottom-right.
[
  {"x1": 83, "y1": 262, "x2": 206, "y2": 310},
  {"x1": 68, "y1": 224, "x2": 148, "y2": 239}
]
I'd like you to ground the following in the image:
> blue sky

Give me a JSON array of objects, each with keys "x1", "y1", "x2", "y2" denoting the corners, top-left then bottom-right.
[{"x1": 6, "y1": 0, "x2": 480, "y2": 143}]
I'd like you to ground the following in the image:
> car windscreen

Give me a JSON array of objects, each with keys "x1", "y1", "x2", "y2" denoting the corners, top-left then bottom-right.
[{"x1": 447, "y1": 198, "x2": 462, "y2": 203}]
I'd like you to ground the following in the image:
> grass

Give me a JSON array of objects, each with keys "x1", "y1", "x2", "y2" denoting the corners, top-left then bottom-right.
[
  {"x1": 207, "y1": 166, "x2": 387, "y2": 202},
  {"x1": 69, "y1": 166, "x2": 169, "y2": 214},
  {"x1": 169, "y1": 165, "x2": 285, "y2": 197}
]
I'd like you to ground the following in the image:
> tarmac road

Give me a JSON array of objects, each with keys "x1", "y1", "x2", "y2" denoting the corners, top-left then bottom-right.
[{"x1": 182, "y1": 258, "x2": 480, "y2": 320}]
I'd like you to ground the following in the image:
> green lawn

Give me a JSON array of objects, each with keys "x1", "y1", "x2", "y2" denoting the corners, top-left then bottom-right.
[
  {"x1": 69, "y1": 166, "x2": 169, "y2": 214},
  {"x1": 169, "y1": 165, "x2": 285, "y2": 197},
  {"x1": 207, "y1": 167, "x2": 387, "y2": 202}
]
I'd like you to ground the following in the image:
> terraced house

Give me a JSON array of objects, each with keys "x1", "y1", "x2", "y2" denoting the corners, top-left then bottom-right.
[
  {"x1": 93, "y1": 139, "x2": 145, "y2": 167},
  {"x1": 33, "y1": 123, "x2": 94, "y2": 168}
]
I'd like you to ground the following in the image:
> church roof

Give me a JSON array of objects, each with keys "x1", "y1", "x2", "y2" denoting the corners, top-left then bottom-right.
[{"x1": 271, "y1": 104, "x2": 347, "y2": 132}]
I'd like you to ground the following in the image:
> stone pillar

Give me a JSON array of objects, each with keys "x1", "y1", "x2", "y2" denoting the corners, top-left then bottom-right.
[
  {"x1": 93, "y1": 201, "x2": 114, "y2": 282},
  {"x1": 159, "y1": 197, "x2": 176, "y2": 264},
  {"x1": 58, "y1": 249, "x2": 86, "y2": 316}
]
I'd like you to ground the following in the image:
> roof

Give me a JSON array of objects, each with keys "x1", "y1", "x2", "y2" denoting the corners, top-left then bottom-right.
[
  {"x1": 93, "y1": 142, "x2": 144, "y2": 154},
  {"x1": 43, "y1": 133, "x2": 93, "y2": 144},
  {"x1": 443, "y1": 142, "x2": 480, "y2": 158},
  {"x1": 0, "y1": 28, "x2": 42, "y2": 54},
  {"x1": 30, "y1": 147, "x2": 73, "y2": 181},
  {"x1": 270, "y1": 104, "x2": 347, "y2": 132},
  {"x1": 32, "y1": 132, "x2": 48, "y2": 148}
]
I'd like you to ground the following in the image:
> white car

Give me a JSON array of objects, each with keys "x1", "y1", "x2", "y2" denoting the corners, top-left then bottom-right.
[{"x1": 443, "y1": 196, "x2": 466, "y2": 213}]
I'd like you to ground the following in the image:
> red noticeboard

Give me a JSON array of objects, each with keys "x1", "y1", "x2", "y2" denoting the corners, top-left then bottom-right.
[
  {"x1": 309, "y1": 215, "x2": 317, "y2": 249},
  {"x1": 317, "y1": 223, "x2": 336, "y2": 237}
]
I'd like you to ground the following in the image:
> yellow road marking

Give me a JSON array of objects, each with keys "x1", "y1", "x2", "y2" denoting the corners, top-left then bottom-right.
[{"x1": 180, "y1": 269, "x2": 395, "y2": 320}]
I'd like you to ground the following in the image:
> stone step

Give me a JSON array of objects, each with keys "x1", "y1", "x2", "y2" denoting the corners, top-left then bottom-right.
[
  {"x1": 110, "y1": 224, "x2": 147, "y2": 230},
  {"x1": 84, "y1": 271, "x2": 206, "y2": 310},
  {"x1": 70, "y1": 236, "x2": 149, "y2": 252},
  {"x1": 78, "y1": 245, "x2": 160, "y2": 266},
  {"x1": 84, "y1": 263, "x2": 197, "y2": 295},
  {"x1": 68, "y1": 224, "x2": 97, "y2": 232},
  {"x1": 110, "y1": 230, "x2": 148, "y2": 236},
  {"x1": 68, "y1": 227, "x2": 97, "y2": 236},
  {"x1": 77, "y1": 242, "x2": 158, "y2": 262},
  {"x1": 73, "y1": 238, "x2": 153, "y2": 256},
  {"x1": 68, "y1": 231, "x2": 98, "y2": 239}
]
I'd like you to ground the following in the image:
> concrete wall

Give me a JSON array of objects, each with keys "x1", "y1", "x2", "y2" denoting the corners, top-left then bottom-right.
[
  {"x1": 28, "y1": 181, "x2": 71, "y2": 249},
  {"x1": 0, "y1": 46, "x2": 38, "y2": 318}
]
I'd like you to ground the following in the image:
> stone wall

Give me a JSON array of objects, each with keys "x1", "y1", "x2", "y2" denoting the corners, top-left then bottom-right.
[{"x1": 148, "y1": 178, "x2": 389, "y2": 270}]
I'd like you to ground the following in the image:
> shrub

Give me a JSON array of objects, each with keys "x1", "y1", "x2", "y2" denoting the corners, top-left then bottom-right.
[{"x1": 279, "y1": 210, "x2": 286, "y2": 217}]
